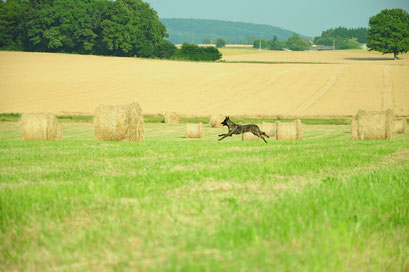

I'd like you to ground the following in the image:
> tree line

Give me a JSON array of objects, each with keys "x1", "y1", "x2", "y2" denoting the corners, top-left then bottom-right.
[
  {"x1": 313, "y1": 27, "x2": 368, "y2": 49},
  {"x1": 252, "y1": 34, "x2": 310, "y2": 51},
  {"x1": 0, "y1": 0, "x2": 221, "y2": 61}
]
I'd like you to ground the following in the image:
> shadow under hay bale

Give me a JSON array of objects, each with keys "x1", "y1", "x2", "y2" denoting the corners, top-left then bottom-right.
[
  {"x1": 394, "y1": 119, "x2": 407, "y2": 134},
  {"x1": 350, "y1": 119, "x2": 358, "y2": 140},
  {"x1": 164, "y1": 112, "x2": 179, "y2": 124},
  {"x1": 209, "y1": 115, "x2": 225, "y2": 128},
  {"x1": 261, "y1": 122, "x2": 276, "y2": 138},
  {"x1": 186, "y1": 123, "x2": 204, "y2": 138},
  {"x1": 275, "y1": 120, "x2": 302, "y2": 141},
  {"x1": 19, "y1": 113, "x2": 62, "y2": 141},
  {"x1": 356, "y1": 109, "x2": 394, "y2": 140},
  {"x1": 94, "y1": 102, "x2": 144, "y2": 142}
]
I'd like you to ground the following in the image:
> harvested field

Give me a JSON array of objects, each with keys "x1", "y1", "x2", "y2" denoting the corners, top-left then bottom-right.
[{"x1": 0, "y1": 50, "x2": 408, "y2": 118}]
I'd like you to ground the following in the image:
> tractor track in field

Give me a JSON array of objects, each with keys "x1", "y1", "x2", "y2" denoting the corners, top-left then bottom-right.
[
  {"x1": 287, "y1": 65, "x2": 348, "y2": 116},
  {"x1": 197, "y1": 65, "x2": 301, "y2": 114},
  {"x1": 382, "y1": 65, "x2": 395, "y2": 110}
]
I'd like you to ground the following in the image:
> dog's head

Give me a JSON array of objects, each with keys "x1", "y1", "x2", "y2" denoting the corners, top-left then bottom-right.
[{"x1": 221, "y1": 116, "x2": 230, "y2": 127}]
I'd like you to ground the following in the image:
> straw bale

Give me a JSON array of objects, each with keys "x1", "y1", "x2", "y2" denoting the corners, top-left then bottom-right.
[
  {"x1": 261, "y1": 122, "x2": 276, "y2": 138},
  {"x1": 394, "y1": 119, "x2": 407, "y2": 134},
  {"x1": 164, "y1": 112, "x2": 179, "y2": 124},
  {"x1": 94, "y1": 102, "x2": 144, "y2": 142},
  {"x1": 19, "y1": 113, "x2": 62, "y2": 140},
  {"x1": 209, "y1": 115, "x2": 225, "y2": 128},
  {"x1": 275, "y1": 120, "x2": 302, "y2": 141},
  {"x1": 356, "y1": 109, "x2": 394, "y2": 140},
  {"x1": 350, "y1": 119, "x2": 358, "y2": 140},
  {"x1": 186, "y1": 123, "x2": 204, "y2": 138}
]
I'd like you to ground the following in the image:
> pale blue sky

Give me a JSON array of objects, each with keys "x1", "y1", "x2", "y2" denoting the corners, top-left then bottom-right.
[{"x1": 144, "y1": 0, "x2": 409, "y2": 37}]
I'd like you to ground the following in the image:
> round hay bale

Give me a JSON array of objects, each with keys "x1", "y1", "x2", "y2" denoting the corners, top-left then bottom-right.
[
  {"x1": 186, "y1": 123, "x2": 204, "y2": 138},
  {"x1": 356, "y1": 109, "x2": 394, "y2": 140},
  {"x1": 394, "y1": 119, "x2": 407, "y2": 134},
  {"x1": 275, "y1": 120, "x2": 302, "y2": 141},
  {"x1": 94, "y1": 102, "x2": 144, "y2": 142},
  {"x1": 350, "y1": 119, "x2": 358, "y2": 140},
  {"x1": 164, "y1": 112, "x2": 179, "y2": 124},
  {"x1": 261, "y1": 122, "x2": 276, "y2": 138},
  {"x1": 19, "y1": 113, "x2": 62, "y2": 141},
  {"x1": 209, "y1": 115, "x2": 225, "y2": 128}
]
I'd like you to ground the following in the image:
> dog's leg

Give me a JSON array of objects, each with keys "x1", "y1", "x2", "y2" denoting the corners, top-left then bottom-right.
[
  {"x1": 252, "y1": 131, "x2": 268, "y2": 143},
  {"x1": 262, "y1": 132, "x2": 269, "y2": 138},
  {"x1": 218, "y1": 134, "x2": 230, "y2": 141},
  {"x1": 218, "y1": 130, "x2": 235, "y2": 141}
]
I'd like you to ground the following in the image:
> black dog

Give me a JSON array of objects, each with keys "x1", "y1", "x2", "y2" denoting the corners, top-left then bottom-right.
[{"x1": 218, "y1": 116, "x2": 269, "y2": 143}]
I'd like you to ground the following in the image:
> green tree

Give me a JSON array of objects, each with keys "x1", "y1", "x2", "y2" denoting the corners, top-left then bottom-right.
[
  {"x1": 178, "y1": 43, "x2": 221, "y2": 61},
  {"x1": 269, "y1": 35, "x2": 284, "y2": 50},
  {"x1": 367, "y1": 8, "x2": 409, "y2": 59},
  {"x1": 215, "y1": 38, "x2": 226, "y2": 48},
  {"x1": 100, "y1": 0, "x2": 166, "y2": 57},
  {"x1": 286, "y1": 33, "x2": 309, "y2": 51},
  {"x1": 338, "y1": 38, "x2": 361, "y2": 50},
  {"x1": 253, "y1": 38, "x2": 268, "y2": 49},
  {"x1": 202, "y1": 38, "x2": 211, "y2": 44},
  {"x1": 0, "y1": 0, "x2": 28, "y2": 50},
  {"x1": 0, "y1": 0, "x2": 168, "y2": 58},
  {"x1": 154, "y1": 39, "x2": 177, "y2": 59}
]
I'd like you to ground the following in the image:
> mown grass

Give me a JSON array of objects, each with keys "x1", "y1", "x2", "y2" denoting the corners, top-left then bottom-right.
[{"x1": 0, "y1": 121, "x2": 408, "y2": 271}]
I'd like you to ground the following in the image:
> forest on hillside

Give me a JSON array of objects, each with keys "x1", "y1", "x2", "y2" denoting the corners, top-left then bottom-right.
[{"x1": 161, "y1": 18, "x2": 309, "y2": 44}]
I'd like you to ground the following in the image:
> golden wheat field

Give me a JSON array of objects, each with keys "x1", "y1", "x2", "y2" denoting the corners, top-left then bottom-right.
[{"x1": 0, "y1": 50, "x2": 408, "y2": 117}]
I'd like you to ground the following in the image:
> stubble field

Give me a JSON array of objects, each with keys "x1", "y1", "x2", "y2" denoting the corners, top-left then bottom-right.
[{"x1": 1, "y1": 49, "x2": 408, "y2": 117}]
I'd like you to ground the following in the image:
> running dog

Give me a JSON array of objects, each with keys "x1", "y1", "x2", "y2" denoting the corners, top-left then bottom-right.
[{"x1": 218, "y1": 116, "x2": 269, "y2": 143}]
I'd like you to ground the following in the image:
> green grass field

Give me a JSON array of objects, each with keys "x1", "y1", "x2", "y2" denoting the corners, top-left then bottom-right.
[{"x1": 1, "y1": 120, "x2": 408, "y2": 271}]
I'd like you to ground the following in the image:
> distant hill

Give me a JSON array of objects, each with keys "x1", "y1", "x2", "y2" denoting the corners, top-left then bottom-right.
[{"x1": 161, "y1": 18, "x2": 310, "y2": 44}]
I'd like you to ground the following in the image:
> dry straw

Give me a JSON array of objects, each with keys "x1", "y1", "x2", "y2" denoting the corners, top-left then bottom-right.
[
  {"x1": 209, "y1": 115, "x2": 225, "y2": 128},
  {"x1": 350, "y1": 119, "x2": 358, "y2": 140},
  {"x1": 394, "y1": 119, "x2": 407, "y2": 134},
  {"x1": 261, "y1": 122, "x2": 276, "y2": 138},
  {"x1": 186, "y1": 123, "x2": 204, "y2": 138},
  {"x1": 275, "y1": 120, "x2": 302, "y2": 141},
  {"x1": 164, "y1": 112, "x2": 179, "y2": 124},
  {"x1": 20, "y1": 113, "x2": 62, "y2": 141},
  {"x1": 356, "y1": 109, "x2": 394, "y2": 140},
  {"x1": 94, "y1": 102, "x2": 144, "y2": 142}
]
